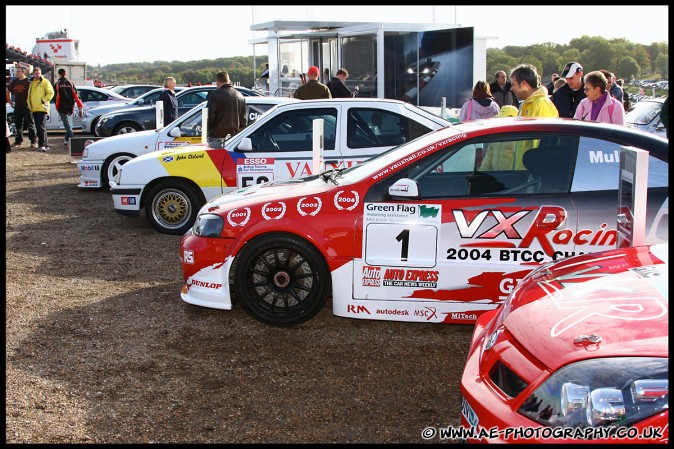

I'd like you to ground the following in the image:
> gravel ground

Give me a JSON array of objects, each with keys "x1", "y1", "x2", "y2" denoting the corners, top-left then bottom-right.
[{"x1": 5, "y1": 134, "x2": 474, "y2": 443}]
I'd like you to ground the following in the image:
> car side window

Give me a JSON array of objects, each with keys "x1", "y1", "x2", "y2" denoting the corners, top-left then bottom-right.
[
  {"x1": 178, "y1": 110, "x2": 203, "y2": 137},
  {"x1": 246, "y1": 103, "x2": 276, "y2": 126},
  {"x1": 347, "y1": 108, "x2": 432, "y2": 148},
  {"x1": 86, "y1": 91, "x2": 108, "y2": 102},
  {"x1": 572, "y1": 136, "x2": 668, "y2": 191},
  {"x1": 247, "y1": 107, "x2": 337, "y2": 152},
  {"x1": 405, "y1": 134, "x2": 577, "y2": 198},
  {"x1": 178, "y1": 93, "x2": 202, "y2": 108}
]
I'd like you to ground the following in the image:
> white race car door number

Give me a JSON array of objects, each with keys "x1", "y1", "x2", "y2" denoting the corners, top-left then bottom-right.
[{"x1": 363, "y1": 202, "x2": 441, "y2": 267}]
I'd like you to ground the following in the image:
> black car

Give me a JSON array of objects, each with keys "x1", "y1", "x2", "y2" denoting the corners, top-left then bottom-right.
[{"x1": 95, "y1": 85, "x2": 262, "y2": 137}]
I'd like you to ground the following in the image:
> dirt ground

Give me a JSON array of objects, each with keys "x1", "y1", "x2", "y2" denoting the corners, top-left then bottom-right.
[{"x1": 5, "y1": 133, "x2": 474, "y2": 443}]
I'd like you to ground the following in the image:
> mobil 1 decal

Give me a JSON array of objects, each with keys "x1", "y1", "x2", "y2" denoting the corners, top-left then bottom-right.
[{"x1": 363, "y1": 203, "x2": 442, "y2": 268}]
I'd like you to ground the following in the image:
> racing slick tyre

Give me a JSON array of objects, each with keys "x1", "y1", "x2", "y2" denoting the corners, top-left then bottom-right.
[
  {"x1": 112, "y1": 122, "x2": 142, "y2": 136},
  {"x1": 145, "y1": 180, "x2": 202, "y2": 235},
  {"x1": 101, "y1": 153, "x2": 135, "y2": 187},
  {"x1": 234, "y1": 234, "x2": 331, "y2": 326}
]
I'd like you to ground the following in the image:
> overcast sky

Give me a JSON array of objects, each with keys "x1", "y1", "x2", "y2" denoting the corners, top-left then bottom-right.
[{"x1": 5, "y1": 5, "x2": 669, "y2": 67}]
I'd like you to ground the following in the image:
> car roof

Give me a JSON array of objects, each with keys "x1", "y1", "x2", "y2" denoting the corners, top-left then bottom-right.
[
  {"x1": 76, "y1": 85, "x2": 131, "y2": 99},
  {"x1": 446, "y1": 117, "x2": 669, "y2": 157}
]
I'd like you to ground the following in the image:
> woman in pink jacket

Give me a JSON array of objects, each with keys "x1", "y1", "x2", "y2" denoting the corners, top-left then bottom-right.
[{"x1": 573, "y1": 70, "x2": 625, "y2": 125}]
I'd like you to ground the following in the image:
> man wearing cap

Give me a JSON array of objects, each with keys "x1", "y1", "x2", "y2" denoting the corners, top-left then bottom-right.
[
  {"x1": 293, "y1": 66, "x2": 331, "y2": 100},
  {"x1": 54, "y1": 67, "x2": 84, "y2": 146},
  {"x1": 552, "y1": 62, "x2": 586, "y2": 118}
]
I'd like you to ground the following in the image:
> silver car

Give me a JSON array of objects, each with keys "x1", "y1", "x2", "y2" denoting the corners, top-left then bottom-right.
[
  {"x1": 81, "y1": 87, "x2": 185, "y2": 134},
  {"x1": 625, "y1": 97, "x2": 667, "y2": 138},
  {"x1": 6, "y1": 85, "x2": 130, "y2": 134}
]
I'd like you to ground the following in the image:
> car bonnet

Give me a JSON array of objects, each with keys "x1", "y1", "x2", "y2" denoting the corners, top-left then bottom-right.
[{"x1": 492, "y1": 244, "x2": 668, "y2": 371}]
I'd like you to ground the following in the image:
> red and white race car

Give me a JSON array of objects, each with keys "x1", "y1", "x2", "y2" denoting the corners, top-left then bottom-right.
[
  {"x1": 459, "y1": 243, "x2": 668, "y2": 443},
  {"x1": 178, "y1": 118, "x2": 668, "y2": 326}
]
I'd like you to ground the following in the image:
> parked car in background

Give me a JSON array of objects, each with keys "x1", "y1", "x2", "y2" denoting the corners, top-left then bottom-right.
[
  {"x1": 81, "y1": 87, "x2": 185, "y2": 135},
  {"x1": 460, "y1": 243, "x2": 668, "y2": 443},
  {"x1": 107, "y1": 84, "x2": 161, "y2": 98},
  {"x1": 94, "y1": 85, "x2": 262, "y2": 137},
  {"x1": 625, "y1": 97, "x2": 667, "y2": 138},
  {"x1": 172, "y1": 118, "x2": 667, "y2": 326},
  {"x1": 6, "y1": 85, "x2": 129, "y2": 134},
  {"x1": 109, "y1": 98, "x2": 452, "y2": 235},
  {"x1": 78, "y1": 96, "x2": 298, "y2": 188}
]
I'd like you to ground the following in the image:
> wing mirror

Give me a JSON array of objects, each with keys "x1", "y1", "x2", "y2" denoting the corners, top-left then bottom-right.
[
  {"x1": 168, "y1": 127, "x2": 181, "y2": 138},
  {"x1": 238, "y1": 137, "x2": 252, "y2": 151},
  {"x1": 137, "y1": 98, "x2": 145, "y2": 105},
  {"x1": 388, "y1": 178, "x2": 420, "y2": 199}
]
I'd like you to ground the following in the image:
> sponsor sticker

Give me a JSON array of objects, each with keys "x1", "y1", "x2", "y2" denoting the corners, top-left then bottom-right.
[
  {"x1": 361, "y1": 266, "x2": 381, "y2": 287},
  {"x1": 261, "y1": 202, "x2": 286, "y2": 220},
  {"x1": 226, "y1": 207, "x2": 251, "y2": 227},
  {"x1": 334, "y1": 190, "x2": 360, "y2": 211},
  {"x1": 121, "y1": 197, "x2": 137, "y2": 206},
  {"x1": 297, "y1": 196, "x2": 322, "y2": 216}
]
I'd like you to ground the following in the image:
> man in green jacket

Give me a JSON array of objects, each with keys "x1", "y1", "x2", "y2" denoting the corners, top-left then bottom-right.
[
  {"x1": 293, "y1": 66, "x2": 331, "y2": 100},
  {"x1": 27, "y1": 67, "x2": 55, "y2": 152}
]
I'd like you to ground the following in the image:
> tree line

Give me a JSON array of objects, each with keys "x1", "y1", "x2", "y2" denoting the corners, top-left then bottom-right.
[{"x1": 93, "y1": 35, "x2": 667, "y2": 87}]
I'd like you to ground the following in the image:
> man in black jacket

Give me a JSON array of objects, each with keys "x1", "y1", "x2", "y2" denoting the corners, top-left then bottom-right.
[
  {"x1": 552, "y1": 62, "x2": 586, "y2": 118},
  {"x1": 206, "y1": 71, "x2": 246, "y2": 148},
  {"x1": 489, "y1": 70, "x2": 518, "y2": 108},
  {"x1": 54, "y1": 68, "x2": 83, "y2": 146},
  {"x1": 326, "y1": 68, "x2": 357, "y2": 98}
]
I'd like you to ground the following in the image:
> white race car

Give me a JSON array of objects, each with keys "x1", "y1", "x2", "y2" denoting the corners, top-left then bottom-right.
[
  {"x1": 109, "y1": 98, "x2": 453, "y2": 234},
  {"x1": 77, "y1": 96, "x2": 297, "y2": 188}
]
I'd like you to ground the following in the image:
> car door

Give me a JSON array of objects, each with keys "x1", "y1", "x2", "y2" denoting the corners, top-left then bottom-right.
[
  {"x1": 223, "y1": 105, "x2": 343, "y2": 189},
  {"x1": 48, "y1": 88, "x2": 116, "y2": 129},
  {"x1": 569, "y1": 135, "x2": 669, "y2": 246},
  {"x1": 352, "y1": 132, "x2": 579, "y2": 319}
]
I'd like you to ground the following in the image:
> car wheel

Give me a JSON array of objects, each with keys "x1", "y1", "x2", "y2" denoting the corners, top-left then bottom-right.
[
  {"x1": 102, "y1": 153, "x2": 135, "y2": 187},
  {"x1": 234, "y1": 234, "x2": 330, "y2": 326},
  {"x1": 145, "y1": 181, "x2": 202, "y2": 235},
  {"x1": 112, "y1": 122, "x2": 141, "y2": 135},
  {"x1": 90, "y1": 117, "x2": 100, "y2": 136}
]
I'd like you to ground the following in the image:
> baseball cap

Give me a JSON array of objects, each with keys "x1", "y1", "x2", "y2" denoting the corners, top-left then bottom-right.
[
  {"x1": 561, "y1": 62, "x2": 582, "y2": 78},
  {"x1": 307, "y1": 66, "x2": 319, "y2": 76},
  {"x1": 495, "y1": 105, "x2": 518, "y2": 118},
  {"x1": 58, "y1": 68, "x2": 66, "y2": 75}
]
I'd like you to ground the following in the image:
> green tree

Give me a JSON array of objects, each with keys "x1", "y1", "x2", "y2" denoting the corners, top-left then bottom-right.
[
  {"x1": 654, "y1": 53, "x2": 668, "y2": 78},
  {"x1": 615, "y1": 56, "x2": 641, "y2": 81}
]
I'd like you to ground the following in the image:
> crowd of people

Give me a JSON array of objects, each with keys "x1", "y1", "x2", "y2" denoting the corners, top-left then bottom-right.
[
  {"x1": 6, "y1": 59, "x2": 667, "y2": 156},
  {"x1": 457, "y1": 60, "x2": 644, "y2": 128}
]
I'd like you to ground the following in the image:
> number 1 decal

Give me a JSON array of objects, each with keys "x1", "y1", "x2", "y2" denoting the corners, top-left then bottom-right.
[
  {"x1": 396, "y1": 229, "x2": 409, "y2": 261},
  {"x1": 364, "y1": 223, "x2": 438, "y2": 268}
]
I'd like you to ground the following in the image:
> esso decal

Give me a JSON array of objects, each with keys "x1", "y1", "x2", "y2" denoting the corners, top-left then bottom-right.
[
  {"x1": 297, "y1": 196, "x2": 322, "y2": 216},
  {"x1": 226, "y1": 207, "x2": 252, "y2": 227},
  {"x1": 261, "y1": 202, "x2": 287, "y2": 220},
  {"x1": 242, "y1": 158, "x2": 270, "y2": 165},
  {"x1": 334, "y1": 190, "x2": 360, "y2": 211}
]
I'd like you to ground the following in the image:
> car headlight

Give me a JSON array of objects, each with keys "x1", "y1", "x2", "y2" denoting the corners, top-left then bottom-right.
[
  {"x1": 518, "y1": 357, "x2": 668, "y2": 428},
  {"x1": 192, "y1": 214, "x2": 224, "y2": 237}
]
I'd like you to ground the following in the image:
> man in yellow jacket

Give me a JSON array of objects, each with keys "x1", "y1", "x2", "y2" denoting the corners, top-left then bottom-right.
[
  {"x1": 509, "y1": 64, "x2": 558, "y2": 169},
  {"x1": 27, "y1": 67, "x2": 54, "y2": 152}
]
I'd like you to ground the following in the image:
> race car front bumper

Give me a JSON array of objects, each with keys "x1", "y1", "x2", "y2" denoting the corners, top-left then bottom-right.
[{"x1": 77, "y1": 161, "x2": 104, "y2": 188}]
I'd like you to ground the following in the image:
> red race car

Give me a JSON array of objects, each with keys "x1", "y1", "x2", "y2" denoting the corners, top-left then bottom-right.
[
  {"x1": 460, "y1": 243, "x2": 668, "y2": 443},
  {"x1": 178, "y1": 118, "x2": 668, "y2": 326}
]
